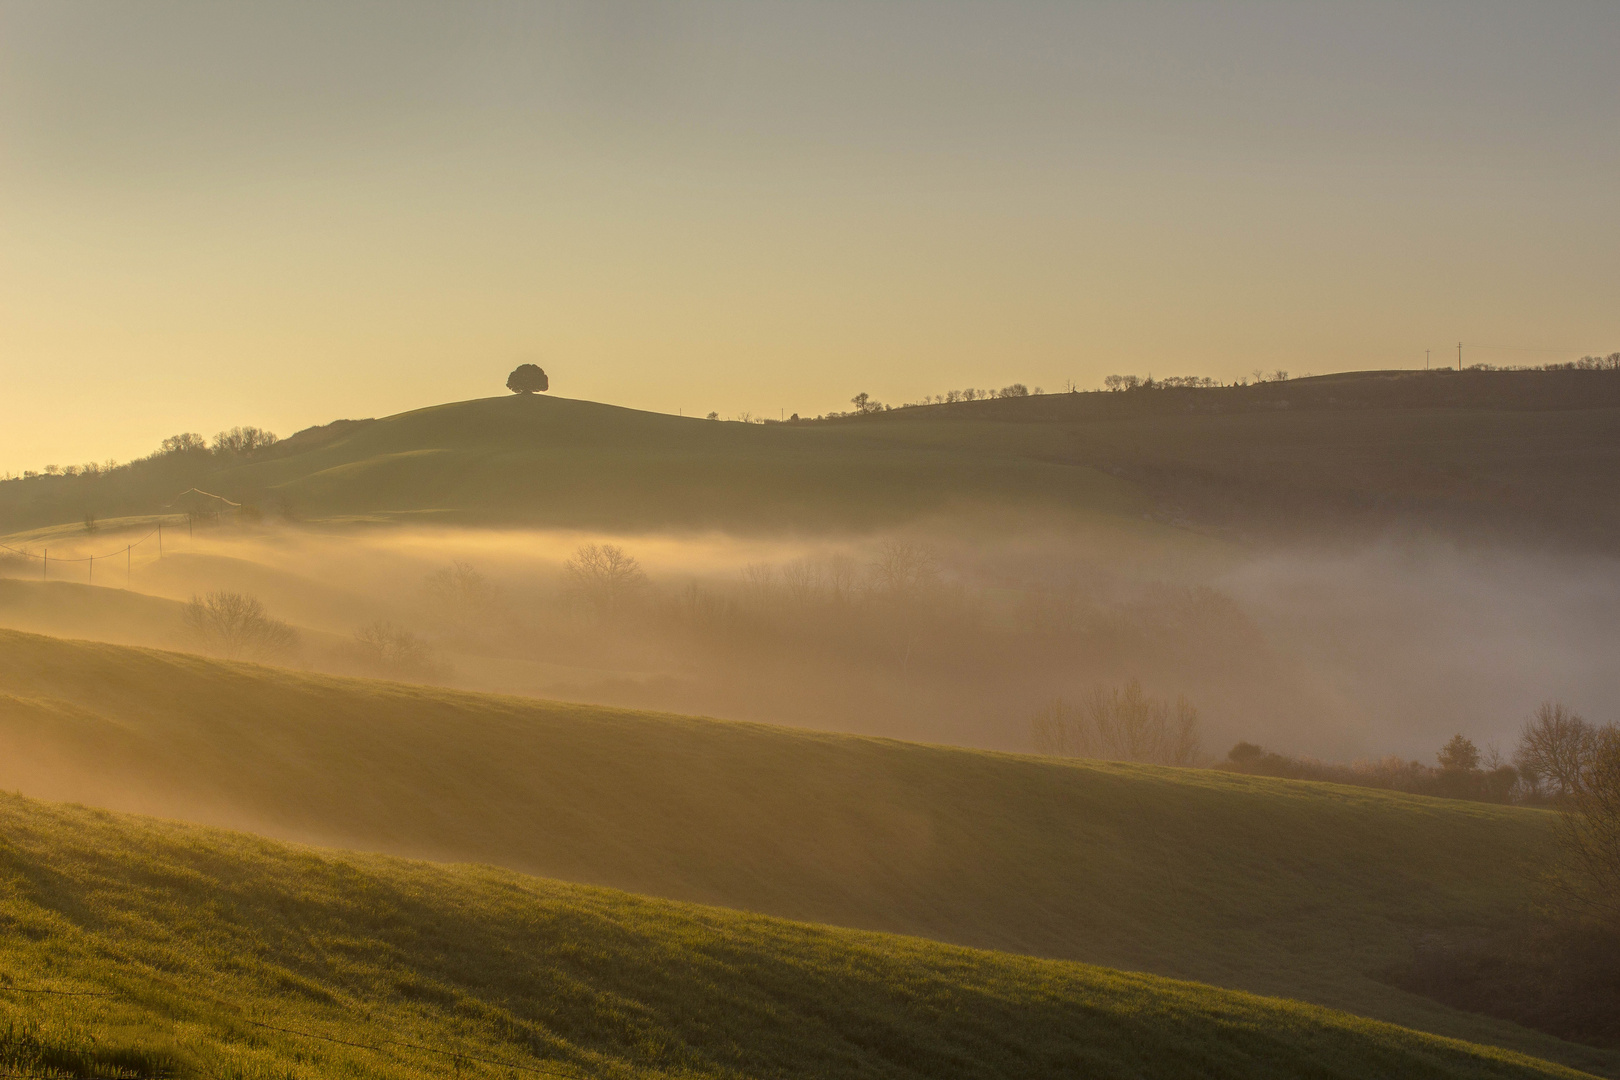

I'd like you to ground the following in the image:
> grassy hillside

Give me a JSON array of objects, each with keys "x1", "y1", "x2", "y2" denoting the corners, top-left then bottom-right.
[
  {"x1": 0, "y1": 579, "x2": 189, "y2": 647},
  {"x1": 4, "y1": 367, "x2": 1618, "y2": 543},
  {"x1": 0, "y1": 794, "x2": 1597, "y2": 1080},
  {"x1": 0, "y1": 630, "x2": 1612, "y2": 1074}
]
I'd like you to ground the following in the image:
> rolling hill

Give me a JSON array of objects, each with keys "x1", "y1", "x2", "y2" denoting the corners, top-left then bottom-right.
[
  {"x1": 4, "y1": 367, "x2": 1619, "y2": 545},
  {"x1": 0, "y1": 629, "x2": 1612, "y2": 1074},
  {"x1": 0, "y1": 792, "x2": 1596, "y2": 1080}
]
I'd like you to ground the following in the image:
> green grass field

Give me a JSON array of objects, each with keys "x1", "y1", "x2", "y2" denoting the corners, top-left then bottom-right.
[
  {"x1": 4, "y1": 368, "x2": 1618, "y2": 543},
  {"x1": 0, "y1": 792, "x2": 1598, "y2": 1080},
  {"x1": 1, "y1": 629, "x2": 1613, "y2": 1074}
]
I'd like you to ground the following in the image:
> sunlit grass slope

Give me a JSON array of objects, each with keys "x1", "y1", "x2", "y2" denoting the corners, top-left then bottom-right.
[
  {"x1": 0, "y1": 794, "x2": 1597, "y2": 1080},
  {"x1": 5, "y1": 367, "x2": 1617, "y2": 540},
  {"x1": 0, "y1": 631, "x2": 1613, "y2": 1073},
  {"x1": 0, "y1": 579, "x2": 188, "y2": 647}
]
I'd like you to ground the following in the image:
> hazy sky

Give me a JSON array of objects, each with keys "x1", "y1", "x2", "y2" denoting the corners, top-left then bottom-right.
[{"x1": 2, "y1": 1, "x2": 1617, "y2": 470}]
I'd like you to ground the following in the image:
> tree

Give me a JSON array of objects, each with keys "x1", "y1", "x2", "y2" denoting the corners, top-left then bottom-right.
[
  {"x1": 423, "y1": 561, "x2": 499, "y2": 642},
  {"x1": 1437, "y1": 734, "x2": 1481, "y2": 772},
  {"x1": 180, "y1": 591, "x2": 298, "y2": 661},
  {"x1": 1542, "y1": 718, "x2": 1620, "y2": 932},
  {"x1": 1030, "y1": 680, "x2": 1202, "y2": 767},
  {"x1": 211, "y1": 427, "x2": 278, "y2": 455},
  {"x1": 564, "y1": 543, "x2": 647, "y2": 617},
  {"x1": 160, "y1": 433, "x2": 207, "y2": 455},
  {"x1": 350, "y1": 620, "x2": 449, "y2": 681},
  {"x1": 506, "y1": 363, "x2": 550, "y2": 394},
  {"x1": 868, "y1": 541, "x2": 940, "y2": 601},
  {"x1": 1560, "y1": 727, "x2": 1620, "y2": 928},
  {"x1": 1517, "y1": 701, "x2": 1602, "y2": 799}
]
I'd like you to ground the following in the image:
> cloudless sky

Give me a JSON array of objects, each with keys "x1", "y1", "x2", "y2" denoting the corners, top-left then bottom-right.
[{"x1": 2, "y1": 1, "x2": 1617, "y2": 470}]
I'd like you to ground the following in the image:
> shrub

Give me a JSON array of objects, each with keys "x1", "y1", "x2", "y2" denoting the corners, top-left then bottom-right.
[{"x1": 349, "y1": 621, "x2": 450, "y2": 682}]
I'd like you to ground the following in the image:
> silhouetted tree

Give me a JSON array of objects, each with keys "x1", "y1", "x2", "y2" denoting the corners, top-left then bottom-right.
[
  {"x1": 211, "y1": 426, "x2": 278, "y2": 455},
  {"x1": 181, "y1": 591, "x2": 298, "y2": 661},
  {"x1": 160, "y1": 433, "x2": 208, "y2": 455},
  {"x1": 506, "y1": 363, "x2": 550, "y2": 394},
  {"x1": 1517, "y1": 702, "x2": 1604, "y2": 800},
  {"x1": 1561, "y1": 728, "x2": 1620, "y2": 928},
  {"x1": 1437, "y1": 734, "x2": 1481, "y2": 772},
  {"x1": 564, "y1": 543, "x2": 647, "y2": 617}
]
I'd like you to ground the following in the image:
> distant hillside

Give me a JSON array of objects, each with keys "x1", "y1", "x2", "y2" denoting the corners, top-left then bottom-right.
[
  {"x1": 0, "y1": 629, "x2": 1611, "y2": 1074},
  {"x1": 0, "y1": 794, "x2": 1591, "y2": 1080},
  {"x1": 3, "y1": 366, "x2": 1618, "y2": 544}
]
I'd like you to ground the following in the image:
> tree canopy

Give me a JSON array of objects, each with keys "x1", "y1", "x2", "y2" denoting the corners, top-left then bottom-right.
[{"x1": 506, "y1": 364, "x2": 550, "y2": 394}]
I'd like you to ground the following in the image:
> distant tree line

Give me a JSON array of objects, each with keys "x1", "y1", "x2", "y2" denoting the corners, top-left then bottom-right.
[
  {"x1": 6, "y1": 425, "x2": 280, "y2": 482},
  {"x1": 1105, "y1": 372, "x2": 1283, "y2": 391},
  {"x1": 1219, "y1": 703, "x2": 1618, "y2": 812},
  {"x1": 1467, "y1": 352, "x2": 1620, "y2": 373}
]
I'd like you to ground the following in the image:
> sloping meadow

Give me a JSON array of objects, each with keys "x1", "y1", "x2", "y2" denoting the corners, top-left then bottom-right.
[
  {"x1": 0, "y1": 794, "x2": 1598, "y2": 1080},
  {"x1": 0, "y1": 629, "x2": 1611, "y2": 1074}
]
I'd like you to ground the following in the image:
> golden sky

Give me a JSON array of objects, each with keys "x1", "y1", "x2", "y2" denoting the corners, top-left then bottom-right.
[{"x1": 2, "y1": 2, "x2": 1617, "y2": 470}]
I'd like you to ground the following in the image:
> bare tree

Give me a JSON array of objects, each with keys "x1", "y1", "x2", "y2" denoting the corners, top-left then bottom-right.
[
  {"x1": 779, "y1": 557, "x2": 822, "y2": 608},
  {"x1": 1031, "y1": 698, "x2": 1084, "y2": 757},
  {"x1": 564, "y1": 543, "x2": 648, "y2": 617},
  {"x1": 181, "y1": 591, "x2": 298, "y2": 661},
  {"x1": 424, "y1": 561, "x2": 499, "y2": 641},
  {"x1": 1516, "y1": 702, "x2": 1603, "y2": 799},
  {"x1": 1031, "y1": 679, "x2": 1202, "y2": 767},
  {"x1": 823, "y1": 553, "x2": 860, "y2": 604},
  {"x1": 868, "y1": 541, "x2": 940, "y2": 601},
  {"x1": 351, "y1": 620, "x2": 449, "y2": 681},
  {"x1": 211, "y1": 426, "x2": 278, "y2": 455},
  {"x1": 1560, "y1": 728, "x2": 1620, "y2": 928},
  {"x1": 741, "y1": 562, "x2": 776, "y2": 604}
]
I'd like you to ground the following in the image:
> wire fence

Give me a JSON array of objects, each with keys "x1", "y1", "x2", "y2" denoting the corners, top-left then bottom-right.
[
  {"x1": 0, "y1": 525, "x2": 170, "y2": 586},
  {"x1": 0, "y1": 488, "x2": 248, "y2": 586}
]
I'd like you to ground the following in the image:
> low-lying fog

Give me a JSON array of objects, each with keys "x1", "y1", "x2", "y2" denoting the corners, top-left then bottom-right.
[{"x1": 4, "y1": 519, "x2": 1614, "y2": 764}]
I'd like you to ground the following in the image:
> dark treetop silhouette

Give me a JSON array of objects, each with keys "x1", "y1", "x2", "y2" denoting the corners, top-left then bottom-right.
[{"x1": 506, "y1": 363, "x2": 549, "y2": 394}]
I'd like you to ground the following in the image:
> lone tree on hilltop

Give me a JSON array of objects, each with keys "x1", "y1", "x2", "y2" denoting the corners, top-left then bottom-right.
[{"x1": 506, "y1": 364, "x2": 550, "y2": 394}]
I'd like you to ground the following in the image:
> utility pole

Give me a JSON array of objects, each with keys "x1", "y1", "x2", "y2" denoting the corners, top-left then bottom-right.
[{"x1": 1457, "y1": 342, "x2": 1462, "y2": 370}]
